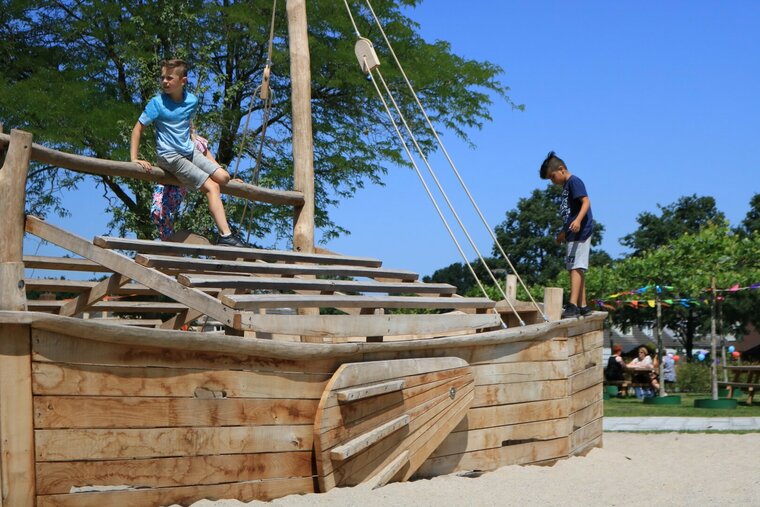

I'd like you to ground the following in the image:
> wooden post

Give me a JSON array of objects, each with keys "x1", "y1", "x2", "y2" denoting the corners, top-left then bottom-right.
[
  {"x1": 287, "y1": 0, "x2": 315, "y2": 254},
  {"x1": 0, "y1": 129, "x2": 35, "y2": 507},
  {"x1": 287, "y1": 0, "x2": 320, "y2": 342},
  {"x1": 506, "y1": 274, "x2": 517, "y2": 300},
  {"x1": 710, "y1": 277, "x2": 718, "y2": 400},
  {"x1": 543, "y1": 287, "x2": 563, "y2": 321}
]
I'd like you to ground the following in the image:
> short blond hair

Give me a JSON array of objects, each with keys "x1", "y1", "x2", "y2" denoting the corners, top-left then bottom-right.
[{"x1": 160, "y1": 59, "x2": 188, "y2": 78}]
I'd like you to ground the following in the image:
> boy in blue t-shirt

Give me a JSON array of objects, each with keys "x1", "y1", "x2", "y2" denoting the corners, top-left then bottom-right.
[
  {"x1": 539, "y1": 151, "x2": 594, "y2": 318},
  {"x1": 130, "y1": 59, "x2": 245, "y2": 247}
]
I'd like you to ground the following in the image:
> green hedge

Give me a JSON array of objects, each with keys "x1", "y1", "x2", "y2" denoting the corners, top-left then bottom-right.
[{"x1": 674, "y1": 363, "x2": 711, "y2": 392}]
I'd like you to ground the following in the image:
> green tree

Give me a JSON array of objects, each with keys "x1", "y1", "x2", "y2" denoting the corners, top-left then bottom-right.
[
  {"x1": 492, "y1": 185, "x2": 607, "y2": 288},
  {"x1": 586, "y1": 224, "x2": 760, "y2": 358},
  {"x1": 0, "y1": 0, "x2": 520, "y2": 242},
  {"x1": 620, "y1": 194, "x2": 726, "y2": 256},
  {"x1": 738, "y1": 193, "x2": 760, "y2": 236}
]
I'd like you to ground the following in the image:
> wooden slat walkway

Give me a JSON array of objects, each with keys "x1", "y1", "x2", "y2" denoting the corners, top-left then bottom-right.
[{"x1": 22, "y1": 216, "x2": 501, "y2": 340}]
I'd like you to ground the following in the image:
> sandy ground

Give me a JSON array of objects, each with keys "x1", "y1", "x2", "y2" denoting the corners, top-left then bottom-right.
[{"x1": 184, "y1": 433, "x2": 760, "y2": 507}]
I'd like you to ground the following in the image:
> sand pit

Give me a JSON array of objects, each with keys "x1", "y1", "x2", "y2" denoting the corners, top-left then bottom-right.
[{"x1": 184, "y1": 433, "x2": 760, "y2": 506}]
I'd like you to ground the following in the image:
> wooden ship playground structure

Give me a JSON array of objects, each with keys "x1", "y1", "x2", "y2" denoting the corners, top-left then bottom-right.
[{"x1": 0, "y1": 2, "x2": 606, "y2": 506}]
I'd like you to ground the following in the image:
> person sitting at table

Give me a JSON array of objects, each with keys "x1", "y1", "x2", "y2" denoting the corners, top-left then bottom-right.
[
  {"x1": 605, "y1": 344, "x2": 626, "y2": 382},
  {"x1": 628, "y1": 346, "x2": 656, "y2": 398}
]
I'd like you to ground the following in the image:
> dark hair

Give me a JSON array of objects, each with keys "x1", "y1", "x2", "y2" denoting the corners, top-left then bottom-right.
[
  {"x1": 160, "y1": 59, "x2": 189, "y2": 78},
  {"x1": 539, "y1": 151, "x2": 566, "y2": 179}
]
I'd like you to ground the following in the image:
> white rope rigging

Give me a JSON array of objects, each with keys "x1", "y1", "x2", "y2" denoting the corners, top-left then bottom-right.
[
  {"x1": 230, "y1": 0, "x2": 279, "y2": 242},
  {"x1": 361, "y1": 0, "x2": 547, "y2": 322},
  {"x1": 363, "y1": 56, "x2": 496, "y2": 317}
]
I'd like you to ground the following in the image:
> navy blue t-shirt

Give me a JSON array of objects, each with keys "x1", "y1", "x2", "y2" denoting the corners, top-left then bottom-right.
[{"x1": 559, "y1": 175, "x2": 593, "y2": 241}]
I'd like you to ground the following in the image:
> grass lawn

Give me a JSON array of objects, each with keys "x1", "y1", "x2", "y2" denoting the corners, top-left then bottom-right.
[{"x1": 604, "y1": 393, "x2": 760, "y2": 417}]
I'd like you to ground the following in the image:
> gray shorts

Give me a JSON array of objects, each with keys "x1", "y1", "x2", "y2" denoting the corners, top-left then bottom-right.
[
  {"x1": 157, "y1": 149, "x2": 220, "y2": 190},
  {"x1": 566, "y1": 236, "x2": 591, "y2": 271}
]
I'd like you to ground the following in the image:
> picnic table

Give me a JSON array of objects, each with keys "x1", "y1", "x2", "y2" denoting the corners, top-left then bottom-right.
[
  {"x1": 604, "y1": 366, "x2": 654, "y2": 397},
  {"x1": 719, "y1": 365, "x2": 760, "y2": 404}
]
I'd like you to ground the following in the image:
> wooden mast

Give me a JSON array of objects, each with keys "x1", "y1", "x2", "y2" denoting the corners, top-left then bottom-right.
[{"x1": 287, "y1": 0, "x2": 315, "y2": 254}]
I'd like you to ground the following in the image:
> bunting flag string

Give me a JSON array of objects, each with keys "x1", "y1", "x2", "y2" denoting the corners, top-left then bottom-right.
[{"x1": 596, "y1": 281, "x2": 759, "y2": 311}]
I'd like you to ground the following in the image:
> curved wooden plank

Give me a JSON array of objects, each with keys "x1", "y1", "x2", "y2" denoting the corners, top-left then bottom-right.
[{"x1": 313, "y1": 357, "x2": 473, "y2": 491}]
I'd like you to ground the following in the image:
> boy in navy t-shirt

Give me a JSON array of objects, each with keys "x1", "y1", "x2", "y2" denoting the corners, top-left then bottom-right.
[{"x1": 539, "y1": 151, "x2": 593, "y2": 318}]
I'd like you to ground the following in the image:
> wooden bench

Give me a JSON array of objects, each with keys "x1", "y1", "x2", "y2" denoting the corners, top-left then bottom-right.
[
  {"x1": 718, "y1": 366, "x2": 760, "y2": 404},
  {"x1": 603, "y1": 379, "x2": 652, "y2": 398}
]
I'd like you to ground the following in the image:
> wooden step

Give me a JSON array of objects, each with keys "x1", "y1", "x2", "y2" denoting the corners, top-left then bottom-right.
[
  {"x1": 178, "y1": 274, "x2": 457, "y2": 295},
  {"x1": 135, "y1": 254, "x2": 418, "y2": 281},
  {"x1": 221, "y1": 294, "x2": 495, "y2": 311},
  {"x1": 94, "y1": 236, "x2": 383, "y2": 267}
]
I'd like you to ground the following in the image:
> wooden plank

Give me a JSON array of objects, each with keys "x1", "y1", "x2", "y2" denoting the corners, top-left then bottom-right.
[
  {"x1": 35, "y1": 452, "x2": 312, "y2": 495},
  {"x1": 35, "y1": 425, "x2": 313, "y2": 461},
  {"x1": 35, "y1": 476, "x2": 315, "y2": 507},
  {"x1": 234, "y1": 312, "x2": 502, "y2": 338},
  {"x1": 330, "y1": 415, "x2": 411, "y2": 461},
  {"x1": 570, "y1": 400, "x2": 603, "y2": 431},
  {"x1": 180, "y1": 274, "x2": 457, "y2": 295},
  {"x1": 570, "y1": 384, "x2": 603, "y2": 414},
  {"x1": 0, "y1": 132, "x2": 304, "y2": 207},
  {"x1": 570, "y1": 417, "x2": 603, "y2": 455},
  {"x1": 59, "y1": 273, "x2": 131, "y2": 316},
  {"x1": 473, "y1": 379, "x2": 568, "y2": 407},
  {"x1": 94, "y1": 235, "x2": 381, "y2": 267},
  {"x1": 472, "y1": 360, "x2": 568, "y2": 385},
  {"x1": 30, "y1": 328, "x2": 344, "y2": 373},
  {"x1": 24, "y1": 279, "x2": 151, "y2": 296},
  {"x1": 416, "y1": 436, "x2": 569, "y2": 479},
  {"x1": 222, "y1": 294, "x2": 493, "y2": 311},
  {"x1": 430, "y1": 418, "x2": 569, "y2": 458},
  {"x1": 137, "y1": 253, "x2": 418, "y2": 281},
  {"x1": 25, "y1": 216, "x2": 236, "y2": 326},
  {"x1": 0, "y1": 325, "x2": 35, "y2": 507},
  {"x1": 336, "y1": 380, "x2": 405, "y2": 403},
  {"x1": 569, "y1": 364, "x2": 603, "y2": 395},
  {"x1": 366, "y1": 450, "x2": 409, "y2": 490},
  {"x1": 33, "y1": 396, "x2": 318, "y2": 429},
  {"x1": 31, "y1": 362, "x2": 329, "y2": 399},
  {"x1": 455, "y1": 398, "x2": 569, "y2": 432},
  {"x1": 27, "y1": 300, "x2": 191, "y2": 313},
  {"x1": 569, "y1": 346, "x2": 603, "y2": 375},
  {"x1": 325, "y1": 384, "x2": 474, "y2": 487},
  {"x1": 23, "y1": 255, "x2": 109, "y2": 273}
]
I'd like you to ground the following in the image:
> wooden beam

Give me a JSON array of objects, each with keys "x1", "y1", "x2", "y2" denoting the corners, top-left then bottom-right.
[
  {"x1": 233, "y1": 312, "x2": 503, "y2": 338},
  {"x1": 25, "y1": 217, "x2": 235, "y2": 327},
  {"x1": 27, "y1": 300, "x2": 192, "y2": 313},
  {"x1": 136, "y1": 253, "x2": 418, "y2": 281},
  {"x1": 0, "y1": 325, "x2": 35, "y2": 507},
  {"x1": 0, "y1": 133, "x2": 304, "y2": 207},
  {"x1": 221, "y1": 294, "x2": 494, "y2": 311},
  {"x1": 23, "y1": 255, "x2": 108, "y2": 273},
  {"x1": 330, "y1": 415, "x2": 410, "y2": 461},
  {"x1": 94, "y1": 236, "x2": 382, "y2": 267},
  {"x1": 180, "y1": 274, "x2": 457, "y2": 295},
  {"x1": 287, "y1": 0, "x2": 315, "y2": 254},
  {"x1": 58, "y1": 273, "x2": 132, "y2": 317}
]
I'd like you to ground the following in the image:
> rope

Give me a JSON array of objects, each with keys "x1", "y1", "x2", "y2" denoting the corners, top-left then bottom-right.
[
  {"x1": 229, "y1": 0, "x2": 279, "y2": 242},
  {"x1": 363, "y1": 59, "x2": 497, "y2": 316},
  {"x1": 372, "y1": 69, "x2": 524, "y2": 324},
  {"x1": 362, "y1": 0, "x2": 547, "y2": 321}
]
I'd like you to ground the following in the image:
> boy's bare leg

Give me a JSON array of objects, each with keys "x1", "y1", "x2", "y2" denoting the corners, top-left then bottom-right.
[
  {"x1": 569, "y1": 269, "x2": 586, "y2": 307},
  {"x1": 200, "y1": 177, "x2": 232, "y2": 236}
]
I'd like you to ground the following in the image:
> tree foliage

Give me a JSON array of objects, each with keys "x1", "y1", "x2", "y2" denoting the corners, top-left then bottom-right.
[
  {"x1": 0, "y1": 0, "x2": 520, "y2": 242},
  {"x1": 586, "y1": 224, "x2": 760, "y2": 357},
  {"x1": 619, "y1": 194, "x2": 726, "y2": 256}
]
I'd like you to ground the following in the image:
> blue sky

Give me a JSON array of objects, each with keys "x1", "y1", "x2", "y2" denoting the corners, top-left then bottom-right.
[{"x1": 25, "y1": 1, "x2": 760, "y2": 281}]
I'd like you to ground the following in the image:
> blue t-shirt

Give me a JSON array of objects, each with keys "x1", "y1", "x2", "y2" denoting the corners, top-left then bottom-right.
[
  {"x1": 559, "y1": 174, "x2": 593, "y2": 241},
  {"x1": 138, "y1": 91, "x2": 198, "y2": 157}
]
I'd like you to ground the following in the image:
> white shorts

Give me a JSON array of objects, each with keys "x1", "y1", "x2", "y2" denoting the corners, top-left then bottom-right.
[
  {"x1": 157, "y1": 149, "x2": 220, "y2": 190},
  {"x1": 566, "y1": 236, "x2": 591, "y2": 271}
]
